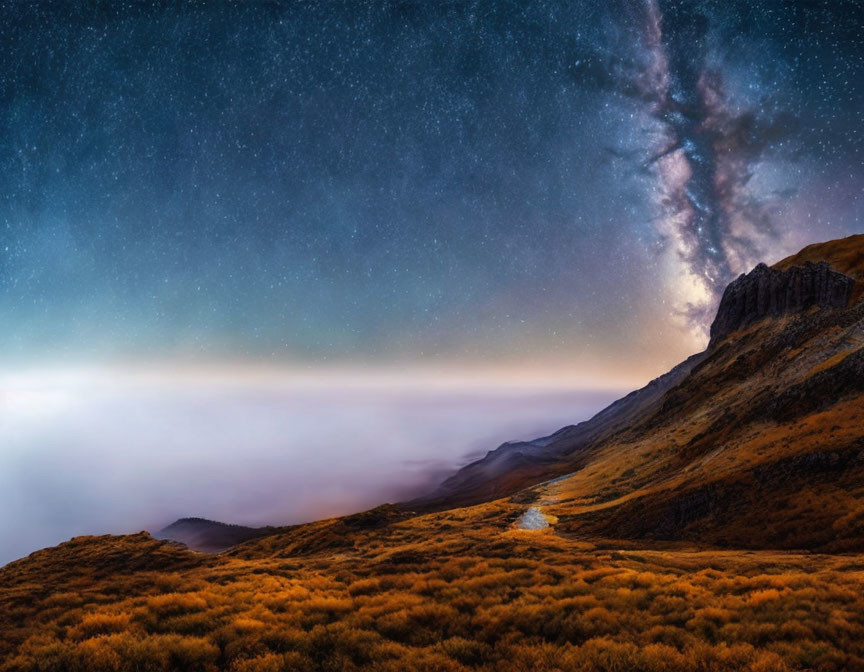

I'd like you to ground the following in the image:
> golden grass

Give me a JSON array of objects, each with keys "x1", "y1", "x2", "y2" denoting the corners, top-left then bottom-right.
[{"x1": 4, "y1": 514, "x2": 864, "y2": 671}]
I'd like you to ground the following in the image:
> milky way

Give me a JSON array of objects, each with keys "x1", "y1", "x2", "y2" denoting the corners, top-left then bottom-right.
[
  {"x1": 1, "y1": 1, "x2": 862, "y2": 370},
  {"x1": 638, "y1": 0, "x2": 804, "y2": 328}
]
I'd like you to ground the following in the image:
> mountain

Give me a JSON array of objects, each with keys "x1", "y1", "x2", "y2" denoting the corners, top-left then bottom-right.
[
  {"x1": 4, "y1": 235, "x2": 864, "y2": 671},
  {"x1": 424, "y1": 233, "x2": 864, "y2": 550},
  {"x1": 156, "y1": 517, "x2": 273, "y2": 553}
]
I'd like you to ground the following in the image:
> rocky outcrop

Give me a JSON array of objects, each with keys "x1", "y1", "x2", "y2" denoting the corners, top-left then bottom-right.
[{"x1": 709, "y1": 261, "x2": 854, "y2": 344}]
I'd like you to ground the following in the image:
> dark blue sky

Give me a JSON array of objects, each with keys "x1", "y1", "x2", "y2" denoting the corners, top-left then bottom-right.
[{"x1": 2, "y1": 0, "x2": 862, "y2": 373}]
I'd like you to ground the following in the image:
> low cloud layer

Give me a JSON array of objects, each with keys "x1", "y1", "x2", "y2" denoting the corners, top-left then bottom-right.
[{"x1": 0, "y1": 367, "x2": 620, "y2": 565}]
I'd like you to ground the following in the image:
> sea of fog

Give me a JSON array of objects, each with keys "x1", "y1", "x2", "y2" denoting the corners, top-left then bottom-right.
[{"x1": 0, "y1": 367, "x2": 624, "y2": 566}]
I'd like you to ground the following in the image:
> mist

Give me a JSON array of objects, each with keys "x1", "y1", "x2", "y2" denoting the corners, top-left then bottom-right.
[{"x1": 0, "y1": 366, "x2": 622, "y2": 566}]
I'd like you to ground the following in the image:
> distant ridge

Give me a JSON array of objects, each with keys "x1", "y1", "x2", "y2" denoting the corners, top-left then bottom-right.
[{"x1": 156, "y1": 517, "x2": 272, "y2": 553}]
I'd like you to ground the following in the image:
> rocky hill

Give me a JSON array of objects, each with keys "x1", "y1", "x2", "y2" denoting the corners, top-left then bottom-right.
[{"x1": 426, "y1": 234, "x2": 864, "y2": 550}]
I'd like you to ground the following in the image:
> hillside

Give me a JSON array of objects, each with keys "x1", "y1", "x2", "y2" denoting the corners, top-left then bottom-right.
[
  {"x1": 3, "y1": 235, "x2": 864, "y2": 671},
  {"x1": 424, "y1": 234, "x2": 864, "y2": 551},
  {"x1": 414, "y1": 238, "x2": 864, "y2": 512},
  {"x1": 6, "y1": 512, "x2": 864, "y2": 671}
]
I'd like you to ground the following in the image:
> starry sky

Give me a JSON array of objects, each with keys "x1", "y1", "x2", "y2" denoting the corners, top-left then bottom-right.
[{"x1": 2, "y1": 0, "x2": 863, "y2": 378}]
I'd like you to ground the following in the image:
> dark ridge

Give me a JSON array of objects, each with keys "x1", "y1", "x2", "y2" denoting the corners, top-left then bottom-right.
[
  {"x1": 156, "y1": 517, "x2": 274, "y2": 553},
  {"x1": 709, "y1": 261, "x2": 854, "y2": 344}
]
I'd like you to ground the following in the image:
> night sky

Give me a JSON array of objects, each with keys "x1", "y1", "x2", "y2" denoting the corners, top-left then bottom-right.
[{"x1": 2, "y1": 0, "x2": 863, "y2": 376}]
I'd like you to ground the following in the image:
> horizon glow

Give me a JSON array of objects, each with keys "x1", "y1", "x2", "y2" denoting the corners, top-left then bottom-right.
[{"x1": 0, "y1": 365, "x2": 624, "y2": 565}]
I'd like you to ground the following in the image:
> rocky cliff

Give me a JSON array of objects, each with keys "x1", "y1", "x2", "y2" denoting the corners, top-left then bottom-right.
[
  {"x1": 533, "y1": 236, "x2": 864, "y2": 551},
  {"x1": 709, "y1": 260, "x2": 854, "y2": 344}
]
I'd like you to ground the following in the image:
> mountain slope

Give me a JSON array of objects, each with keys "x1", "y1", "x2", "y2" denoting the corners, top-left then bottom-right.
[
  {"x1": 462, "y1": 234, "x2": 864, "y2": 551},
  {"x1": 413, "y1": 351, "x2": 706, "y2": 509}
]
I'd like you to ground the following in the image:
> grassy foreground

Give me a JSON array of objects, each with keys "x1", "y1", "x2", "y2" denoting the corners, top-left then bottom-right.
[{"x1": 3, "y1": 500, "x2": 864, "y2": 672}]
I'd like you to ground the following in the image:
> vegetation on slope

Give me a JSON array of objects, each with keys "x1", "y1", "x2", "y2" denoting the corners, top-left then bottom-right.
[{"x1": 4, "y1": 515, "x2": 864, "y2": 672}]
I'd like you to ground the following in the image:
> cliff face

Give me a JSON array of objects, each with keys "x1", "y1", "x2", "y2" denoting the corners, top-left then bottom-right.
[
  {"x1": 709, "y1": 261, "x2": 854, "y2": 344},
  {"x1": 537, "y1": 239, "x2": 864, "y2": 551}
]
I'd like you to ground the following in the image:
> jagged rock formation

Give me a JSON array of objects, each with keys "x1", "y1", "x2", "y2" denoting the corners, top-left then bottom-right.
[
  {"x1": 523, "y1": 237, "x2": 864, "y2": 550},
  {"x1": 709, "y1": 261, "x2": 854, "y2": 344}
]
